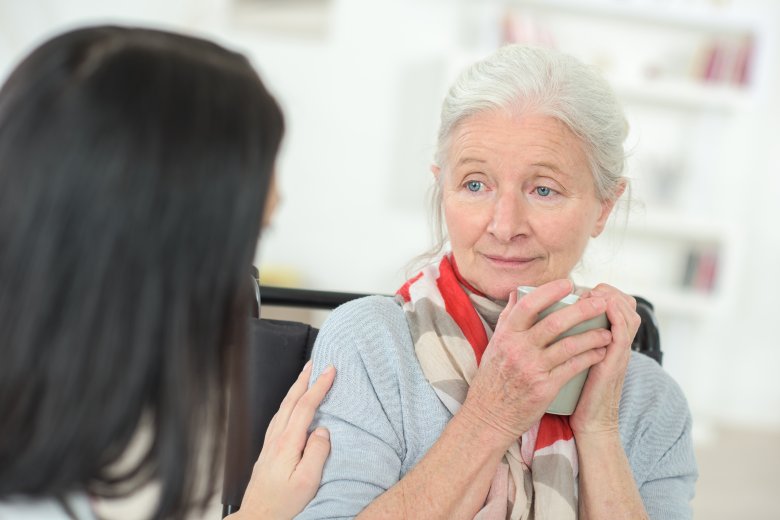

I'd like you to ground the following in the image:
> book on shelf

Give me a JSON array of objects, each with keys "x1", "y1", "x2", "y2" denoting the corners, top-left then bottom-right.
[
  {"x1": 681, "y1": 247, "x2": 719, "y2": 293},
  {"x1": 698, "y1": 37, "x2": 753, "y2": 87}
]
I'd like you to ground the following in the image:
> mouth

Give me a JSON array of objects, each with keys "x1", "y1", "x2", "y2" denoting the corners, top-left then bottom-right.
[{"x1": 482, "y1": 254, "x2": 540, "y2": 268}]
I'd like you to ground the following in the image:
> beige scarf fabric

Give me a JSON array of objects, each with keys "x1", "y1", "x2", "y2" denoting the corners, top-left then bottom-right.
[{"x1": 397, "y1": 255, "x2": 578, "y2": 519}]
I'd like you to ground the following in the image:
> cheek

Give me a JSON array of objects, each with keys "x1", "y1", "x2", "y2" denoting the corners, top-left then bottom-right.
[
  {"x1": 443, "y1": 199, "x2": 479, "y2": 247},
  {"x1": 534, "y1": 211, "x2": 593, "y2": 259}
]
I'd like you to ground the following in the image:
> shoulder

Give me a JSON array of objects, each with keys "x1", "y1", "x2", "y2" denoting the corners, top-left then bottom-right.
[
  {"x1": 622, "y1": 351, "x2": 687, "y2": 409},
  {"x1": 308, "y1": 295, "x2": 448, "y2": 453},
  {"x1": 320, "y1": 294, "x2": 406, "y2": 332},
  {"x1": 620, "y1": 352, "x2": 696, "y2": 479},
  {"x1": 309, "y1": 295, "x2": 417, "y2": 412},
  {"x1": 313, "y1": 295, "x2": 412, "y2": 370},
  {"x1": 620, "y1": 352, "x2": 691, "y2": 442},
  {"x1": 621, "y1": 352, "x2": 689, "y2": 419}
]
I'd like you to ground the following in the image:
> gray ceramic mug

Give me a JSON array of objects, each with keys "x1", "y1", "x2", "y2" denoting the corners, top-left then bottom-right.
[{"x1": 517, "y1": 286, "x2": 610, "y2": 415}]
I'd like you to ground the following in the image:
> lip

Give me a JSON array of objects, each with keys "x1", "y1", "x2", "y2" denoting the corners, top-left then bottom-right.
[{"x1": 482, "y1": 254, "x2": 539, "y2": 267}]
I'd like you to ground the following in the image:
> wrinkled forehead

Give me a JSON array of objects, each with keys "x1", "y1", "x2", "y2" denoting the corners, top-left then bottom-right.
[{"x1": 443, "y1": 110, "x2": 591, "y2": 176}]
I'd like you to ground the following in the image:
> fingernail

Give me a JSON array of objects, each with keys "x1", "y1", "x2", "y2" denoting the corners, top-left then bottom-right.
[
  {"x1": 590, "y1": 298, "x2": 606, "y2": 310},
  {"x1": 323, "y1": 364, "x2": 335, "y2": 375},
  {"x1": 601, "y1": 330, "x2": 612, "y2": 341},
  {"x1": 314, "y1": 428, "x2": 330, "y2": 439}
]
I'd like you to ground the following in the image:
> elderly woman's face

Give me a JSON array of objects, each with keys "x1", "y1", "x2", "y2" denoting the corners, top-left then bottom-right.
[{"x1": 439, "y1": 111, "x2": 618, "y2": 300}]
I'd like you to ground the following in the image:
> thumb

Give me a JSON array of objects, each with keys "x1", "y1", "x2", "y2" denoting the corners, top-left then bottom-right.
[{"x1": 498, "y1": 289, "x2": 518, "y2": 323}]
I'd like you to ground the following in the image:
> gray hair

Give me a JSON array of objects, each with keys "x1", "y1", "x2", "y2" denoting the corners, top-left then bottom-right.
[{"x1": 424, "y1": 44, "x2": 629, "y2": 261}]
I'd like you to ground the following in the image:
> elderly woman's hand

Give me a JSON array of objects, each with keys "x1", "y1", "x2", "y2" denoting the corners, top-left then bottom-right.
[
  {"x1": 230, "y1": 361, "x2": 335, "y2": 520},
  {"x1": 570, "y1": 284, "x2": 640, "y2": 438},
  {"x1": 460, "y1": 279, "x2": 611, "y2": 446}
]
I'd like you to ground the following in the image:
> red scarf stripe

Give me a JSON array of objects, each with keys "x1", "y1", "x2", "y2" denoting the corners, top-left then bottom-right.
[
  {"x1": 536, "y1": 415, "x2": 574, "y2": 450},
  {"x1": 397, "y1": 272, "x2": 423, "y2": 303},
  {"x1": 436, "y1": 258, "x2": 490, "y2": 364},
  {"x1": 450, "y1": 256, "x2": 484, "y2": 296}
]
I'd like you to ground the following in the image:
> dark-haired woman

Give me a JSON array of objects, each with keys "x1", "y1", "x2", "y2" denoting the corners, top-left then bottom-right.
[{"x1": 0, "y1": 25, "x2": 332, "y2": 520}]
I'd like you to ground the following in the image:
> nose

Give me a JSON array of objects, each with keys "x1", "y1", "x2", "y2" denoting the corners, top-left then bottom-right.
[{"x1": 487, "y1": 190, "x2": 528, "y2": 242}]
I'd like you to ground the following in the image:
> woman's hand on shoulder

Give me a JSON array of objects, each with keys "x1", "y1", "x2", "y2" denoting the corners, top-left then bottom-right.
[
  {"x1": 230, "y1": 361, "x2": 335, "y2": 520},
  {"x1": 570, "y1": 283, "x2": 640, "y2": 438},
  {"x1": 460, "y1": 279, "x2": 611, "y2": 446}
]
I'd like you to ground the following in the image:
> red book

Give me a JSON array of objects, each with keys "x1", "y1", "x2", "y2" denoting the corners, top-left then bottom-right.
[
  {"x1": 694, "y1": 250, "x2": 719, "y2": 293},
  {"x1": 732, "y1": 37, "x2": 753, "y2": 86},
  {"x1": 701, "y1": 43, "x2": 719, "y2": 82}
]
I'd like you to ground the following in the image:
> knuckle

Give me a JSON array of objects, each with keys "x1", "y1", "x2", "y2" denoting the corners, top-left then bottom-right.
[
  {"x1": 590, "y1": 346, "x2": 605, "y2": 359},
  {"x1": 296, "y1": 393, "x2": 318, "y2": 413},
  {"x1": 516, "y1": 296, "x2": 535, "y2": 314},
  {"x1": 579, "y1": 301, "x2": 597, "y2": 319},
  {"x1": 279, "y1": 392, "x2": 298, "y2": 409},
  {"x1": 293, "y1": 472, "x2": 318, "y2": 494},
  {"x1": 528, "y1": 379, "x2": 551, "y2": 403},
  {"x1": 526, "y1": 366, "x2": 548, "y2": 387},
  {"x1": 564, "y1": 354, "x2": 582, "y2": 372},
  {"x1": 560, "y1": 337, "x2": 578, "y2": 357},
  {"x1": 266, "y1": 413, "x2": 279, "y2": 429},
  {"x1": 629, "y1": 312, "x2": 641, "y2": 329},
  {"x1": 545, "y1": 313, "x2": 565, "y2": 334}
]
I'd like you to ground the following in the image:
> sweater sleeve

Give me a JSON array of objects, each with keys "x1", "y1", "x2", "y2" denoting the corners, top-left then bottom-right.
[
  {"x1": 620, "y1": 353, "x2": 699, "y2": 520},
  {"x1": 295, "y1": 296, "x2": 411, "y2": 520}
]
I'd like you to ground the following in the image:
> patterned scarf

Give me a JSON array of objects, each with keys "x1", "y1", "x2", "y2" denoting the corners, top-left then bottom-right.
[{"x1": 396, "y1": 254, "x2": 578, "y2": 519}]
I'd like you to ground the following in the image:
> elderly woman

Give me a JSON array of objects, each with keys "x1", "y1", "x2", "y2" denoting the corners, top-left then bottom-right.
[{"x1": 298, "y1": 45, "x2": 697, "y2": 519}]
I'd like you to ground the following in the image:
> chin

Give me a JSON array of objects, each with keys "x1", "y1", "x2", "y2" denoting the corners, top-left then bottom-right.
[{"x1": 481, "y1": 283, "x2": 517, "y2": 301}]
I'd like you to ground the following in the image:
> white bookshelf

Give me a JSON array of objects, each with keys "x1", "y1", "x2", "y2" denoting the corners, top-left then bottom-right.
[
  {"x1": 610, "y1": 76, "x2": 751, "y2": 112},
  {"x1": 581, "y1": 209, "x2": 738, "y2": 319}
]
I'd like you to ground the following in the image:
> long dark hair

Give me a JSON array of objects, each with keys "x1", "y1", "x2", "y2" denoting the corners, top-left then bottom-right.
[{"x1": 0, "y1": 26, "x2": 283, "y2": 518}]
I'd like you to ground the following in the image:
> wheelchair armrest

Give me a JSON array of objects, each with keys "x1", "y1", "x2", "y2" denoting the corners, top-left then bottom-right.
[{"x1": 632, "y1": 296, "x2": 662, "y2": 365}]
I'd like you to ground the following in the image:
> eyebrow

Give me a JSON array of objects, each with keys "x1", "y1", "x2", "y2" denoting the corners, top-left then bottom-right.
[
  {"x1": 453, "y1": 157, "x2": 575, "y2": 178},
  {"x1": 532, "y1": 161, "x2": 571, "y2": 177}
]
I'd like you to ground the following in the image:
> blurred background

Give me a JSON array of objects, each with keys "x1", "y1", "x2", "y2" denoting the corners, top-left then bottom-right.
[{"x1": 1, "y1": 0, "x2": 778, "y2": 518}]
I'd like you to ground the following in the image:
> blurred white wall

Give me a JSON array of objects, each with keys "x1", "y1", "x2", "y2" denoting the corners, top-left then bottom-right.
[{"x1": 1, "y1": 0, "x2": 778, "y2": 431}]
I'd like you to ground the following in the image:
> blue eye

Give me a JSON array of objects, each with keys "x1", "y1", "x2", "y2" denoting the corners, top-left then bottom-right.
[
  {"x1": 466, "y1": 180, "x2": 483, "y2": 192},
  {"x1": 536, "y1": 186, "x2": 552, "y2": 197}
]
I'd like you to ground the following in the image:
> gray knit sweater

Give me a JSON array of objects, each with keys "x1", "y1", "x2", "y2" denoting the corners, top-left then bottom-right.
[{"x1": 297, "y1": 296, "x2": 697, "y2": 519}]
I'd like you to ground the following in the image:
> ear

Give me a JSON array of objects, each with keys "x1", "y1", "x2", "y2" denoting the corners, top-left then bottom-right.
[
  {"x1": 591, "y1": 181, "x2": 626, "y2": 238},
  {"x1": 430, "y1": 164, "x2": 441, "y2": 182}
]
